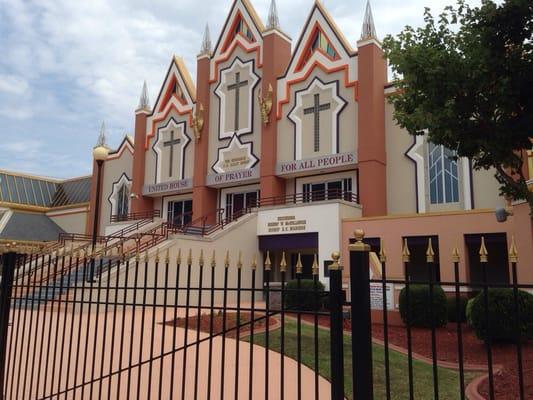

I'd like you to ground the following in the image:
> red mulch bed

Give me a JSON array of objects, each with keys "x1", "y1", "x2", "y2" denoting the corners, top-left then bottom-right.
[
  {"x1": 164, "y1": 312, "x2": 277, "y2": 339},
  {"x1": 299, "y1": 314, "x2": 532, "y2": 399}
]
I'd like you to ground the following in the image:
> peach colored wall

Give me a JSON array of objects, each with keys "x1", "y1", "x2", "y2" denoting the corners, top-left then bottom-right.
[
  {"x1": 357, "y1": 41, "x2": 387, "y2": 217},
  {"x1": 132, "y1": 111, "x2": 153, "y2": 213},
  {"x1": 341, "y1": 209, "x2": 533, "y2": 284},
  {"x1": 512, "y1": 201, "x2": 533, "y2": 277}
]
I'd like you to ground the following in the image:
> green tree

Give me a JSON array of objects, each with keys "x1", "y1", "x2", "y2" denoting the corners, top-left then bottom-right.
[{"x1": 383, "y1": 0, "x2": 533, "y2": 211}]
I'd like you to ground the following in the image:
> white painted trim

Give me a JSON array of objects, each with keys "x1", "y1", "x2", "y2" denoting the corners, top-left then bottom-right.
[
  {"x1": 461, "y1": 158, "x2": 473, "y2": 210},
  {"x1": 288, "y1": 78, "x2": 346, "y2": 160},
  {"x1": 46, "y1": 207, "x2": 89, "y2": 217},
  {"x1": 0, "y1": 210, "x2": 13, "y2": 234},
  {"x1": 406, "y1": 135, "x2": 427, "y2": 213},
  {"x1": 214, "y1": 58, "x2": 260, "y2": 139}
]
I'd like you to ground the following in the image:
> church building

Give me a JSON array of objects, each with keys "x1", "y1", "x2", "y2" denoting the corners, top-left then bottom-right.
[{"x1": 4, "y1": 0, "x2": 529, "y2": 291}]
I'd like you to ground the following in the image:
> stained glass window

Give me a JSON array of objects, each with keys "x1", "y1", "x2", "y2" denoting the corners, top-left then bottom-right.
[{"x1": 428, "y1": 143, "x2": 459, "y2": 204}]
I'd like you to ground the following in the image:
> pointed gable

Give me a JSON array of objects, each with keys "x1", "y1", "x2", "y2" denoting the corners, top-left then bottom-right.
[
  {"x1": 276, "y1": 1, "x2": 358, "y2": 118},
  {"x1": 210, "y1": 0, "x2": 264, "y2": 82},
  {"x1": 145, "y1": 56, "x2": 196, "y2": 149}
]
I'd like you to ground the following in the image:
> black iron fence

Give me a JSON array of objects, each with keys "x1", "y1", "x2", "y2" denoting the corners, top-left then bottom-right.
[{"x1": 0, "y1": 231, "x2": 530, "y2": 399}]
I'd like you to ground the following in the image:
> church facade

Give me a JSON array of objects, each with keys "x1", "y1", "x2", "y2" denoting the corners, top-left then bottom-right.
[{"x1": 84, "y1": 0, "x2": 533, "y2": 287}]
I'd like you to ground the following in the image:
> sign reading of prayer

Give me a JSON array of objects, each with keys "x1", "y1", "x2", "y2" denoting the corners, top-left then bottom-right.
[
  {"x1": 277, "y1": 152, "x2": 356, "y2": 175},
  {"x1": 206, "y1": 167, "x2": 259, "y2": 186},
  {"x1": 267, "y1": 216, "x2": 307, "y2": 233}
]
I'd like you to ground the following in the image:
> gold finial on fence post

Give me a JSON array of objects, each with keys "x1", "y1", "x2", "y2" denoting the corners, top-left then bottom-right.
[
  {"x1": 177, "y1": 249, "x2": 182, "y2": 265},
  {"x1": 237, "y1": 251, "x2": 243, "y2": 269},
  {"x1": 264, "y1": 251, "x2": 272, "y2": 271},
  {"x1": 426, "y1": 237, "x2": 435, "y2": 263},
  {"x1": 187, "y1": 249, "x2": 193, "y2": 265},
  {"x1": 312, "y1": 254, "x2": 319, "y2": 275},
  {"x1": 199, "y1": 249, "x2": 205, "y2": 267},
  {"x1": 329, "y1": 252, "x2": 341, "y2": 271},
  {"x1": 350, "y1": 229, "x2": 370, "y2": 252},
  {"x1": 379, "y1": 238, "x2": 387, "y2": 263},
  {"x1": 295, "y1": 253, "x2": 303, "y2": 274},
  {"x1": 280, "y1": 251, "x2": 287, "y2": 272},
  {"x1": 452, "y1": 245, "x2": 460, "y2": 263},
  {"x1": 251, "y1": 254, "x2": 257, "y2": 270},
  {"x1": 144, "y1": 249, "x2": 149, "y2": 263},
  {"x1": 509, "y1": 236, "x2": 518, "y2": 263},
  {"x1": 479, "y1": 237, "x2": 488, "y2": 263},
  {"x1": 165, "y1": 248, "x2": 170, "y2": 264},
  {"x1": 211, "y1": 250, "x2": 216, "y2": 268},
  {"x1": 224, "y1": 250, "x2": 230, "y2": 268},
  {"x1": 402, "y1": 239, "x2": 411, "y2": 263},
  {"x1": 155, "y1": 248, "x2": 160, "y2": 263}
]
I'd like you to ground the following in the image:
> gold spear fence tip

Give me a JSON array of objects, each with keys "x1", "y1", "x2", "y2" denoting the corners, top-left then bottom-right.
[
  {"x1": 452, "y1": 246, "x2": 460, "y2": 263},
  {"x1": 265, "y1": 251, "x2": 272, "y2": 271},
  {"x1": 187, "y1": 248, "x2": 193, "y2": 265},
  {"x1": 199, "y1": 249, "x2": 205, "y2": 267},
  {"x1": 296, "y1": 253, "x2": 303, "y2": 274},
  {"x1": 211, "y1": 250, "x2": 216, "y2": 268},
  {"x1": 426, "y1": 237, "x2": 435, "y2": 263},
  {"x1": 164, "y1": 248, "x2": 170, "y2": 264},
  {"x1": 280, "y1": 251, "x2": 287, "y2": 272},
  {"x1": 144, "y1": 249, "x2": 149, "y2": 263},
  {"x1": 479, "y1": 236, "x2": 488, "y2": 263},
  {"x1": 379, "y1": 238, "x2": 387, "y2": 263},
  {"x1": 155, "y1": 247, "x2": 160, "y2": 263},
  {"x1": 312, "y1": 254, "x2": 319, "y2": 275},
  {"x1": 237, "y1": 251, "x2": 243, "y2": 269},
  {"x1": 135, "y1": 251, "x2": 140, "y2": 262},
  {"x1": 224, "y1": 250, "x2": 230, "y2": 268},
  {"x1": 329, "y1": 251, "x2": 342, "y2": 271},
  {"x1": 177, "y1": 248, "x2": 182, "y2": 264},
  {"x1": 402, "y1": 239, "x2": 411, "y2": 263},
  {"x1": 509, "y1": 235, "x2": 518, "y2": 263},
  {"x1": 251, "y1": 253, "x2": 257, "y2": 270}
]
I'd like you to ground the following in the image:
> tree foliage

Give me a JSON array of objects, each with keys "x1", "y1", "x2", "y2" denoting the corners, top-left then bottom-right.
[{"x1": 383, "y1": 0, "x2": 533, "y2": 211}]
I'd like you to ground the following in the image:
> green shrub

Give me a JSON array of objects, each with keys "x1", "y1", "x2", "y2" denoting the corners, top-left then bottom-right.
[
  {"x1": 447, "y1": 296, "x2": 469, "y2": 323},
  {"x1": 285, "y1": 279, "x2": 325, "y2": 311},
  {"x1": 399, "y1": 284, "x2": 448, "y2": 328},
  {"x1": 468, "y1": 289, "x2": 533, "y2": 343}
]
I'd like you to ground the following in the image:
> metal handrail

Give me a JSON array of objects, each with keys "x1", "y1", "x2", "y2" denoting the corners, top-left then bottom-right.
[
  {"x1": 110, "y1": 209, "x2": 161, "y2": 223},
  {"x1": 257, "y1": 189, "x2": 358, "y2": 207}
]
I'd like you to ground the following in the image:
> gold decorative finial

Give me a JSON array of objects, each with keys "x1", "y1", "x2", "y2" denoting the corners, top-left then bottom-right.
[
  {"x1": 155, "y1": 247, "x2": 160, "y2": 263},
  {"x1": 187, "y1": 249, "x2": 193, "y2": 265},
  {"x1": 402, "y1": 239, "x2": 411, "y2": 263},
  {"x1": 280, "y1": 251, "x2": 287, "y2": 272},
  {"x1": 251, "y1": 254, "x2": 257, "y2": 270},
  {"x1": 191, "y1": 103, "x2": 205, "y2": 141},
  {"x1": 426, "y1": 238, "x2": 435, "y2": 263},
  {"x1": 224, "y1": 250, "x2": 230, "y2": 268},
  {"x1": 165, "y1": 248, "x2": 170, "y2": 264},
  {"x1": 265, "y1": 251, "x2": 272, "y2": 271},
  {"x1": 258, "y1": 84, "x2": 273, "y2": 125},
  {"x1": 177, "y1": 249, "x2": 182, "y2": 264},
  {"x1": 211, "y1": 250, "x2": 216, "y2": 268},
  {"x1": 379, "y1": 238, "x2": 386, "y2": 263},
  {"x1": 312, "y1": 254, "x2": 319, "y2": 275},
  {"x1": 135, "y1": 251, "x2": 140, "y2": 262},
  {"x1": 144, "y1": 249, "x2": 149, "y2": 263},
  {"x1": 199, "y1": 249, "x2": 205, "y2": 267},
  {"x1": 479, "y1": 237, "x2": 488, "y2": 263},
  {"x1": 237, "y1": 251, "x2": 243, "y2": 269},
  {"x1": 452, "y1": 246, "x2": 460, "y2": 263},
  {"x1": 350, "y1": 229, "x2": 370, "y2": 252},
  {"x1": 509, "y1": 236, "x2": 518, "y2": 263},
  {"x1": 296, "y1": 253, "x2": 303, "y2": 274},
  {"x1": 329, "y1": 251, "x2": 342, "y2": 271}
]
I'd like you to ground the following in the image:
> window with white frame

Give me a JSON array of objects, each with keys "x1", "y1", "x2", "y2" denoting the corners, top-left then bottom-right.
[
  {"x1": 116, "y1": 184, "x2": 130, "y2": 216},
  {"x1": 428, "y1": 143, "x2": 459, "y2": 204}
]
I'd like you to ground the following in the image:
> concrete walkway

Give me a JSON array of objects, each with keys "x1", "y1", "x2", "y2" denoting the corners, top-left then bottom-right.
[{"x1": 5, "y1": 305, "x2": 333, "y2": 399}]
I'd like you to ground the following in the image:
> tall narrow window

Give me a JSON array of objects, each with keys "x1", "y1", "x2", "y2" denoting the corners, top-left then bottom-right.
[
  {"x1": 428, "y1": 143, "x2": 459, "y2": 204},
  {"x1": 117, "y1": 184, "x2": 129, "y2": 217}
]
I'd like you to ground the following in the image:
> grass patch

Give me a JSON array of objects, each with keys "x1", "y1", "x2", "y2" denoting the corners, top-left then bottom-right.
[{"x1": 244, "y1": 318, "x2": 480, "y2": 399}]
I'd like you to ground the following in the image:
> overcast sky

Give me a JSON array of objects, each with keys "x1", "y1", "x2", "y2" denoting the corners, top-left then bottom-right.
[{"x1": 0, "y1": 0, "x2": 480, "y2": 178}]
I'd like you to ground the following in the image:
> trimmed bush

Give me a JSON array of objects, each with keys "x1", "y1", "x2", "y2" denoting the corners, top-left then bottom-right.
[
  {"x1": 399, "y1": 284, "x2": 448, "y2": 328},
  {"x1": 285, "y1": 279, "x2": 325, "y2": 311},
  {"x1": 468, "y1": 289, "x2": 533, "y2": 343},
  {"x1": 447, "y1": 296, "x2": 469, "y2": 323}
]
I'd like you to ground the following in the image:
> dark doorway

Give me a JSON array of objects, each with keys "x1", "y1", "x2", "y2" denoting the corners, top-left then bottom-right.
[{"x1": 465, "y1": 233, "x2": 509, "y2": 285}]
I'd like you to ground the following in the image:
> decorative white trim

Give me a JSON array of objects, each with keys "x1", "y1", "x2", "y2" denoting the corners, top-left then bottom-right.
[
  {"x1": 462, "y1": 160, "x2": 473, "y2": 210},
  {"x1": 214, "y1": 57, "x2": 260, "y2": 139},
  {"x1": 288, "y1": 78, "x2": 346, "y2": 160},
  {"x1": 406, "y1": 135, "x2": 427, "y2": 213},
  {"x1": 109, "y1": 174, "x2": 132, "y2": 218},
  {"x1": 153, "y1": 118, "x2": 191, "y2": 183},
  {"x1": 212, "y1": 134, "x2": 258, "y2": 174},
  {"x1": 0, "y1": 210, "x2": 13, "y2": 234}
]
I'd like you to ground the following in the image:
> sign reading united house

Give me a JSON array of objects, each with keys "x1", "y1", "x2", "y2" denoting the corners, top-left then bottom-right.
[
  {"x1": 276, "y1": 152, "x2": 356, "y2": 176},
  {"x1": 143, "y1": 178, "x2": 193, "y2": 196}
]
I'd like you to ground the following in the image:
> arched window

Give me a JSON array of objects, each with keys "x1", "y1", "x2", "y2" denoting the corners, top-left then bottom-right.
[
  {"x1": 117, "y1": 184, "x2": 129, "y2": 217},
  {"x1": 428, "y1": 143, "x2": 459, "y2": 204}
]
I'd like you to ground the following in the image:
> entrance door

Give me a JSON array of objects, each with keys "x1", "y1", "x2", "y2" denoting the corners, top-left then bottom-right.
[
  {"x1": 167, "y1": 199, "x2": 192, "y2": 227},
  {"x1": 226, "y1": 190, "x2": 259, "y2": 220}
]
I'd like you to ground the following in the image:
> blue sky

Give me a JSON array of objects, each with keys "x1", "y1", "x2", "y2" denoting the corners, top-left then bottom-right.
[{"x1": 0, "y1": 0, "x2": 479, "y2": 179}]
